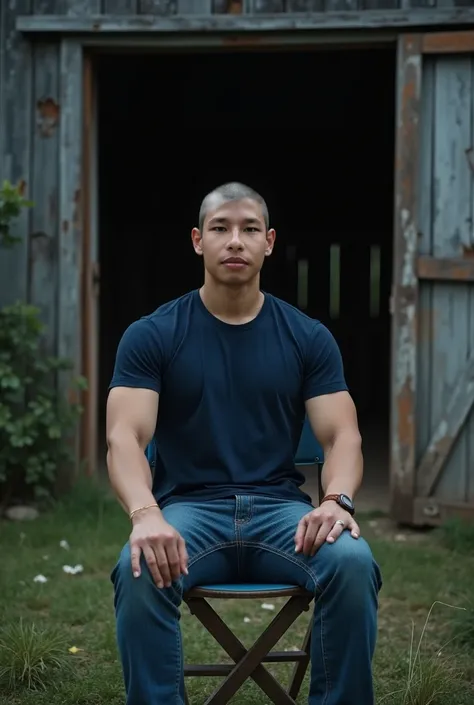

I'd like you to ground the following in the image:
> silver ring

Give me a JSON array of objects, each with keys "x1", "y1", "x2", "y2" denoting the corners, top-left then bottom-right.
[{"x1": 335, "y1": 519, "x2": 345, "y2": 527}]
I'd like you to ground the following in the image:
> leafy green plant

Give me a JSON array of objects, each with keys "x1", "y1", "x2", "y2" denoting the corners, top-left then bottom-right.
[
  {"x1": 0, "y1": 179, "x2": 33, "y2": 248},
  {"x1": 0, "y1": 181, "x2": 86, "y2": 502},
  {"x1": 0, "y1": 302, "x2": 86, "y2": 501}
]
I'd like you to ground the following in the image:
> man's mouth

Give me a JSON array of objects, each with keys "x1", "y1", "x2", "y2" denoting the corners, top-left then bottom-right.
[{"x1": 222, "y1": 257, "x2": 248, "y2": 269}]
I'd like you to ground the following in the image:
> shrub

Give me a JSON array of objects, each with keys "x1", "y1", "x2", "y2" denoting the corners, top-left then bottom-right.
[{"x1": 0, "y1": 181, "x2": 86, "y2": 502}]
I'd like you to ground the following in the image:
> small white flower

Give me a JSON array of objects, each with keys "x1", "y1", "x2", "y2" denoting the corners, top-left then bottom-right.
[
  {"x1": 33, "y1": 574, "x2": 48, "y2": 583},
  {"x1": 62, "y1": 564, "x2": 84, "y2": 575},
  {"x1": 243, "y1": 617, "x2": 251, "y2": 623},
  {"x1": 261, "y1": 603, "x2": 275, "y2": 611},
  {"x1": 59, "y1": 539, "x2": 70, "y2": 550}
]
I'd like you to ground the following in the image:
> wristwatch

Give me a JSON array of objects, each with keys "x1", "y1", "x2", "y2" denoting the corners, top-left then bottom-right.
[{"x1": 320, "y1": 493, "x2": 355, "y2": 516}]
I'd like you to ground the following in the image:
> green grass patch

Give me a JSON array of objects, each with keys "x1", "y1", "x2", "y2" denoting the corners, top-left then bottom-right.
[{"x1": 1, "y1": 481, "x2": 473, "y2": 704}]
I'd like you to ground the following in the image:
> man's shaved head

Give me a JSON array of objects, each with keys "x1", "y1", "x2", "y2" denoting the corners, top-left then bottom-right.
[{"x1": 198, "y1": 182, "x2": 269, "y2": 231}]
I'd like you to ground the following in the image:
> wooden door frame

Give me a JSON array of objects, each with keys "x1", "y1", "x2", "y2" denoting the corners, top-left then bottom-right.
[
  {"x1": 391, "y1": 30, "x2": 474, "y2": 525},
  {"x1": 81, "y1": 52, "x2": 99, "y2": 477},
  {"x1": 78, "y1": 35, "x2": 398, "y2": 477}
]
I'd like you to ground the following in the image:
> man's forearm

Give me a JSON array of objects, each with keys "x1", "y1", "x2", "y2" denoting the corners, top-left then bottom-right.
[
  {"x1": 320, "y1": 431, "x2": 363, "y2": 499},
  {"x1": 107, "y1": 434, "x2": 160, "y2": 516}
]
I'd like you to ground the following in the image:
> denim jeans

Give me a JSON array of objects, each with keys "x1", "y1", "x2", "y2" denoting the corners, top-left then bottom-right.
[{"x1": 111, "y1": 495, "x2": 382, "y2": 705}]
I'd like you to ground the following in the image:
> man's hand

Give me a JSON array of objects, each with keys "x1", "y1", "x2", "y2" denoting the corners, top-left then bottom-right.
[
  {"x1": 130, "y1": 512, "x2": 188, "y2": 588},
  {"x1": 294, "y1": 501, "x2": 360, "y2": 557}
]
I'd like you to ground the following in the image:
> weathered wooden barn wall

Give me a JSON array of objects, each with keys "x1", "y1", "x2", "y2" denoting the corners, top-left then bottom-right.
[
  {"x1": 3, "y1": 0, "x2": 474, "y2": 520},
  {"x1": 415, "y1": 51, "x2": 474, "y2": 521}
]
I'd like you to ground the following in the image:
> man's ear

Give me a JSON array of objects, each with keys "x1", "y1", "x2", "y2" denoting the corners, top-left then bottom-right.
[
  {"x1": 191, "y1": 227, "x2": 203, "y2": 256},
  {"x1": 265, "y1": 228, "x2": 276, "y2": 256}
]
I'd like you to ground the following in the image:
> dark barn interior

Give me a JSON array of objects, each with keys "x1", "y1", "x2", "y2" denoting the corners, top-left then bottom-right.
[{"x1": 96, "y1": 48, "x2": 396, "y2": 498}]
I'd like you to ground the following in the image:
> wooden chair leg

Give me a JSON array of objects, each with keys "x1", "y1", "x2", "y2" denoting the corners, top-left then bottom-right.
[
  {"x1": 287, "y1": 610, "x2": 312, "y2": 699},
  {"x1": 186, "y1": 595, "x2": 313, "y2": 705}
]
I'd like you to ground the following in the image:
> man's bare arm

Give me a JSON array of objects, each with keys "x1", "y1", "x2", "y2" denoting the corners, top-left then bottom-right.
[
  {"x1": 106, "y1": 386, "x2": 160, "y2": 516},
  {"x1": 305, "y1": 390, "x2": 363, "y2": 499}
]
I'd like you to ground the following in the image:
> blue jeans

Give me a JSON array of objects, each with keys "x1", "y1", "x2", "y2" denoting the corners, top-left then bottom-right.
[{"x1": 111, "y1": 495, "x2": 382, "y2": 705}]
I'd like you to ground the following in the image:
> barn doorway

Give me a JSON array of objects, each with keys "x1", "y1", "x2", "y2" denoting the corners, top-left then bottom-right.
[{"x1": 95, "y1": 47, "x2": 396, "y2": 506}]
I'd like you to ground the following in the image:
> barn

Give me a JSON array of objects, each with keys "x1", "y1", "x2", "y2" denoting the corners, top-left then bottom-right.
[{"x1": 1, "y1": 0, "x2": 474, "y2": 525}]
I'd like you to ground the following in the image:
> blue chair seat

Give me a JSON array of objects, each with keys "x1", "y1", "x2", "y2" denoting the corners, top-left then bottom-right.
[{"x1": 186, "y1": 583, "x2": 312, "y2": 599}]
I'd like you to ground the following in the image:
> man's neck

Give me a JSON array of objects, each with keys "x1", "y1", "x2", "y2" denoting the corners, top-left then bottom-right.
[{"x1": 199, "y1": 279, "x2": 264, "y2": 325}]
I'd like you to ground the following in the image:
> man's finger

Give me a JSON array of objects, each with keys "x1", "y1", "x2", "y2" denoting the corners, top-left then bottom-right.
[
  {"x1": 349, "y1": 519, "x2": 361, "y2": 539},
  {"x1": 302, "y1": 518, "x2": 321, "y2": 556},
  {"x1": 142, "y1": 545, "x2": 163, "y2": 588},
  {"x1": 165, "y1": 542, "x2": 182, "y2": 583},
  {"x1": 178, "y1": 536, "x2": 189, "y2": 576},
  {"x1": 294, "y1": 516, "x2": 308, "y2": 553},
  {"x1": 325, "y1": 519, "x2": 346, "y2": 545},
  {"x1": 154, "y1": 545, "x2": 172, "y2": 587},
  {"x1": 131, "y1": 546, "x2": 142, "y2": 579},
  {"x1": 311, "y1": 520, "x2": 334, "y2": 555}
]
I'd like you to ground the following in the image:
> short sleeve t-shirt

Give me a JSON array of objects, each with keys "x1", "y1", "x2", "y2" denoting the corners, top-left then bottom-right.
[{"x1": 109, "y1": 290, "x2": 348, "y2": 508}]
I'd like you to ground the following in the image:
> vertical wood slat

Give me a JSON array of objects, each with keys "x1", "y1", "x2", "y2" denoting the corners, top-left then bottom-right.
[
  {"x1": 103, "y1": 0, "x2": 138, "y2": 12},
  {"x1": 81, "y1": 53, "x2": 99, "y2": 476},
  {"x1": 415, "y1": 57, "x2": 434, "y2": 468},
  {"x1": 139, "y1": 0, "x2": 177, "y2": 14},
  {"x1": 58, "y1": 39, "x2": 83, "y2": 418},
  {"x1": 29, "y1": 42, "x2": 60, "y2": 357},
  {"x1": 177, "y1": 0, "x2": 212, "y2": 12},
  {"x1": 429, "y1": 56, "x2": 472, "y2": 502},
  {"x1": 0, "y1": 0, "x2": 32, "y2": 308},
  {"x1": 469, "y1": 61, "x2": 474, "y2": 505},
  {"x1": 390, "y1": 34, "x2": 422, "y2": 524}
]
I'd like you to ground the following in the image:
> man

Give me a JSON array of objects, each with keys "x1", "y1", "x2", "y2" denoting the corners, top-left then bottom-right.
[{"x1": 107, "y1": 182, "x2": 382, "y2": 705}]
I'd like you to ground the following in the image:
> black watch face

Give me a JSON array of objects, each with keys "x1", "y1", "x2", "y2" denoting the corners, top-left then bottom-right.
[{"x1": 340, "y1": 494, "x2": 354, "y2": 511}]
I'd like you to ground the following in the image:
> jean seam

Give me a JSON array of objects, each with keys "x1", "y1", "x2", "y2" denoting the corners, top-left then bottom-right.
[
  {"x1": 320, "y1": 595, "x2": 331, "y2": 704},
  {"x1": 187, "y1": 541, "x2": 238, "y2": 569},
  {"x1": 240, "y1": 541, "x2": 322, "y2": 593},
  {"x1": 175, "y1": 613, "x2": 181, "y2": 704}
]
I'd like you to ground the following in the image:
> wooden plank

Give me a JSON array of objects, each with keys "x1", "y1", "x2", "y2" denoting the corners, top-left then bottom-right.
[
  {"x1": 417, "y1": 255, "x2": 474, "y2": 281},
  {"x1": 468, "y1": 58, "x2": 474, "y2": 507},
  {"x1": 415, "y1": 57, "x2": 433, "y2": 472},
  {"x1": 413, "y1": 497, "x2": 474, "y2": 526},
  {"x1": 417, "y1": 350, "x2": 474, "y2": 497},
  {"x1": 177, "y1": 0, "x2": 212, "y2": 13},
  {"x1": 390, "y1": 34, "x2": 422, "y2": 524},
  {"x1": 81, "y1": 53, "x2": 99, "y2": 477},
  {"x1": 15, "y1": 8, "x2": 474, "y2": 33},
  {"x1": 428, "y1": 55, "x2": 472, "y2": 505},
  {"x1": 139, "y1": 0, "x2": 177, "y2": 13},
  {"x1": 0, "y1": 1, "x2": 32, "y2": 308},
  {"x1": 29, "y1": 42, "x2": 60, "y2": 357},
  {"x1": 58, "y1": 39, "x2": 83, "y2": 416},
  {"x1": 422, "y1": 30, "x2": 474, "y2": 54},
  {"x1": 103, "y1": 0, "x2": 138, "y2": 12}
]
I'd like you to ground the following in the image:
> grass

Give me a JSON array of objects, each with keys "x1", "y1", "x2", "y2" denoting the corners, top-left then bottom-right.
[{"x1": 1, "y1": 480, "x2": 474, "y2": 704}]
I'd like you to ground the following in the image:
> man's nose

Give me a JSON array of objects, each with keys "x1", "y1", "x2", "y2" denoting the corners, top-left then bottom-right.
[{"x1": 227, "y1": 228, "x2": 244, "y2": 248}]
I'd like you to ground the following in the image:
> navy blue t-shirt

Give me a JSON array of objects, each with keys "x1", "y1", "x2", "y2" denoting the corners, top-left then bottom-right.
[{"x1": 109, "y1": 290, "x2": 348, "y2": 508}]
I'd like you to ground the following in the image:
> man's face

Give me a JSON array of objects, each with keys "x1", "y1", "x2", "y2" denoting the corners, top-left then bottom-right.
[{"x1": 191, "y1": 198, "x2": 276, "y2": 285}]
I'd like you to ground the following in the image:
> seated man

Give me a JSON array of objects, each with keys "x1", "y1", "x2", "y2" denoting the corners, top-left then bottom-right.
[{"x1": 106, "y1": 182, "x2": 382, "y2": 705}]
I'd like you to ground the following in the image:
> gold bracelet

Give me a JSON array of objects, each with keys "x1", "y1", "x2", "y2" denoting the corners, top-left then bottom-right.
[{"x1": 129, "y1": 503, "x2": 159, "y2": 520}]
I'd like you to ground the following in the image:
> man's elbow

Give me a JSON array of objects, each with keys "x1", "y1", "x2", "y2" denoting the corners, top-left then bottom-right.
[{"x1": 327, "y1": 428, "x2": 362, "y2": 455}]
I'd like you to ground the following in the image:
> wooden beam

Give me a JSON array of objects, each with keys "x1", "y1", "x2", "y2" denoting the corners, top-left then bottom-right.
[
  {"x1": 15, "y1": 9, "x2": 474, "y2": 34},
  {"x1": 58, "y1": 39, "x2": 84, "y2": 485},
  {"x1": 416, "y1": 350, "x2": 474, "y2": 498},
  {"x1": 422, "y1": 30, "x2": 474, "y2": 55},
  {"x1": 389, "y1": 34, "x2": 422, "y2": 525},
  {"x1": 417, "y1": 255, "x2": 474, "y2": 282}
]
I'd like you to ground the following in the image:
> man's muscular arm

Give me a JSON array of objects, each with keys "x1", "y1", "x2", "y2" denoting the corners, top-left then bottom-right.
[
  {"x1": 106, "y1": 386, "x2": 158, "y2": 515},
  {"x1": 106, "y1": 319, "x2": 188, "y2": 587}
]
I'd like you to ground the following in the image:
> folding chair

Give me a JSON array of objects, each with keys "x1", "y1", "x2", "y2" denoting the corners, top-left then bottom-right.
[{"x1": 145, "y1": 418, "x2": 324, "y2": 705}]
